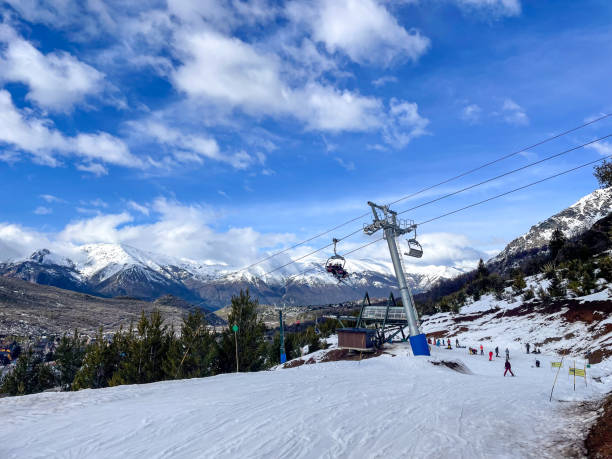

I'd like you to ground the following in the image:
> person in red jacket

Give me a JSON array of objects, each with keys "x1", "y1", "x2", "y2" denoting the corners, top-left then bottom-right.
[
  {"x1": 489, "y1": 351, "x2": 493, "y2": 361},
  {"x1": 480, "y1": 344, "x2": 484, "y2": 355},
  {"x1": 504, "y1": 359, "x2": 515, "y2": 376}
]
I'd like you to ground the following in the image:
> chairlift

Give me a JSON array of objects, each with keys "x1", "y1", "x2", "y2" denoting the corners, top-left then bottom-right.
[
  {"x1": 404, "y1": 228, "x2": 423, "y2": 258},
  {"x1": 325, "y1": 238, "x2": 349, "y2": 281}
]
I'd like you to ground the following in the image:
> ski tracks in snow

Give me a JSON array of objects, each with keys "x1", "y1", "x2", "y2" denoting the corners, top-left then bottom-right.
[{"x1": 0, "y1": 347, "x2": 609, "y2": 459}]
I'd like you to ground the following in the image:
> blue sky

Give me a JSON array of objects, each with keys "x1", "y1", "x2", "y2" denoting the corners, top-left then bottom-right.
[{"x1": 1, "y1": 0, "x2": 611, "y2": 272}]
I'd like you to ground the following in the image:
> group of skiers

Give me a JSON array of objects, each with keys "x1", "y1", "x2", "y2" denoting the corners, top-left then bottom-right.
[
  {"x1": 525, "y1": 343, "x2": 541, "y2": 354},
  {"x1": 427, "y1": 337, "x2": 517, "y2": 377}
]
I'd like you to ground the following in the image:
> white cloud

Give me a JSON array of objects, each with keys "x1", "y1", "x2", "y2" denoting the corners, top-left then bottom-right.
[
  {"x1": 383, "y1": 99, "x2": 430, "y2": 148},
  {"x1": 33, "y1": 206, "x2": 52, "y2": 215},
  {"x1": 461, "y1": 104, "x2": 482, "y2": 123},
  {"x1": 0, "y1": 24, "x2": 105, "y2": 111},
  {"x1": 0, "y1": 89, "x2": 142, "y2": 169},
  {"x1": 128, "y1": 118, "x2": 260, "y2": 169},
  {"x1": 372, "y1": 76, "x2": 398, "y2": 87},
  {"x1": 0, "y1": 200, "x2": 489, "y2": 273},
  {"x1": 40, "y1": 194, "x2": 64, "y2": 203},
  {"x1": 287, "y1": 0, "x2": 430, "y2": 66},
  {"x1": 127, "y1": 201, "x2": 150, "y2": 215},
  {"x1": 59, "y1": 212, "x2": 134, "y2": 245},
  {"x1": 587, "y1": 141, "x2": 612, "y2": 157},
  {"x1": 76, "y1": 163, "x2": 108, "y2": 176},
  {"x1": 171, "y1": 29, "x2": 387, "y2": 132},
  {"x1": 88, "y1": 199, "x2": 108, "y2": 208},
  {"x1": 502, "y1": 98, "x2": 529, "y2": 125},
  {"x1": 2, "y1": 0, "x2": 116, "y2": 37},
  {"x1": 452, "y1": 0, "x2": 521, "y2": 17},
  {"x1": 53, "y1": 198, "x2": 293, "y2": 267},
  {"x1": 172, "y1": 29, "x2": 287, "y2": 113},
  {"x1": 0, "y1": 223, "x2": 51, "y2": 262},
  {"x1": 334, "y1": 157, "x2": 356, "y2": 171},
  {"x1": 299, "y1": 83, "x2": 382, "y2": 132}
]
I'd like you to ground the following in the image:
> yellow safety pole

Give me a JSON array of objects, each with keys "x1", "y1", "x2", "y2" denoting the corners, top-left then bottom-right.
[
  {"x1": 549, "y1": 356, "x2": 564, "y2": 402},
  {"x1": 573, "y1": 359, "x2": 576, "y2": 391}
]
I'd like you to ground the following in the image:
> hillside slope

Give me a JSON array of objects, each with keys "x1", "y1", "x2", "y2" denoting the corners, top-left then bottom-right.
[
  {"x1": 0, "y1": 276, "x2": 187, "y2": 337},
  {"x1": 490, "y1": 187, "x2": 612, "y2": 271}
]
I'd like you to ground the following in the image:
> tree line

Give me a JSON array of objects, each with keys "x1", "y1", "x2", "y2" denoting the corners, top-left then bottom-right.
[{"x1": 1, "y1": 290, "x2": 338, "y2": 397}]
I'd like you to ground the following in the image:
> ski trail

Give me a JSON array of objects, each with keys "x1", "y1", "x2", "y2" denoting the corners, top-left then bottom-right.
[{"x1": 0, "y1": 345, "x2": 609, "y2": 458}]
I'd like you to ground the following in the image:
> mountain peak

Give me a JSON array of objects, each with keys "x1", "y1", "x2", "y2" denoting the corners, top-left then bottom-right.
[
  {"x1": 29, "y1": 248, "x2": 75, "y2": 269},
  {"x1": 490, "y1": 187, "x2": 612, "y2": 269}
]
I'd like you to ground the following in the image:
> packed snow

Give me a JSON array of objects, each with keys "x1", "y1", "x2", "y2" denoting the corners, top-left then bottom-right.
[{"x1": 1, "y1": 338, "x2": 609, "y2": 458}]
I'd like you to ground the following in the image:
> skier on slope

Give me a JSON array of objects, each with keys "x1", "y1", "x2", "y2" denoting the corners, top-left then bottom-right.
[
  {"x1": 480, "y1": 344, "x2": 484, "y2": 355},
  {"x1": 504, "y1": 359, "x2": 515, "y2": 377},
  {"x1": 505, "y1": 348, "x2": 510, "y2": 360},
  {"x1": 526, "y1": 343, "x2": 530, "y2": 354},
  {"x1": 495, "y1": 346, "x2": 499, "y2": 357},
  {"x1": 489, "y1": 351, "x2": 493, "y2": 361}
]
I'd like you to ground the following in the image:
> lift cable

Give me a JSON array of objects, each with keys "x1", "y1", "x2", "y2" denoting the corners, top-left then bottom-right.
[
  {"x1": 397, "y1": 133, "x2": 612, "y2": 216},
  {"x1": 415, "y1": 155, "x2": 612, "y2": 226},
  {"x1": 236, "y1": 114, "x2": 611, "y2": 272},
  {"x1": 261, "y1": 136, "x2": 610, "y2": 277},
  {"x1": 278, "y1": 154, "x2": 612, "y2": 280},
  {"x1": 387, "y1": 113, "x2": 611, "y2": 207}
]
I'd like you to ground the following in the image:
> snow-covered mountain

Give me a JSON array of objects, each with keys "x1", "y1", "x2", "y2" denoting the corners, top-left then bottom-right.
[
  {"x1": 489, "y1": 187, "x2": 612, "y2": 271},
  {"x1": 0, "y1": 242, "x2": 462, "y2": 309}
]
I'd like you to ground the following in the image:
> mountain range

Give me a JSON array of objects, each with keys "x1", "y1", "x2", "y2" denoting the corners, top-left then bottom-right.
[
  {"x1": 1, "y1": 188, "x2": 611, "y2": 309},
  {"x1": 0, "y1": 241, "x2": 462, "y2": 309}
]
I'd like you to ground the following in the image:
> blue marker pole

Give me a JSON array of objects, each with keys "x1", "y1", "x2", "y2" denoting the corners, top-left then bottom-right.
[{"x1": 279, "y1": 309, "x2": 286, "y2": 363}]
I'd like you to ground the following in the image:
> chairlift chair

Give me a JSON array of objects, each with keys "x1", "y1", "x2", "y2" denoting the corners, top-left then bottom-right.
[
  {"x1": 325, "y1": 238, "x2": 349, "y2": 281},
  {"x1": 405, "y1": 239, "x2": 423, "y2": 258},
  {"x1": 405, "y1": 228, "x2": 424, "y2": 258}
]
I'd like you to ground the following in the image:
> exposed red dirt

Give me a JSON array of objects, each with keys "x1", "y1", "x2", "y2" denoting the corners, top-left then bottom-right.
[
  {"x1": 585, "y1": 393, "x2": 612, "y2": 459},
  {"x1": 319, "y1": 348, "x2": 384, "y2": 362}
]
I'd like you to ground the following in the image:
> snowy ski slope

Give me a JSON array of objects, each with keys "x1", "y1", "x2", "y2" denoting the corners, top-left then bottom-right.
[{"x1": 1, "y1": 342, "x2": 609, "y2": 459}]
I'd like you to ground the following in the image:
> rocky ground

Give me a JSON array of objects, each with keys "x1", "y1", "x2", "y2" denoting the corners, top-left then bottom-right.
[{"x1": 0, "y1": 276, "x2": 187, "y2": 338}]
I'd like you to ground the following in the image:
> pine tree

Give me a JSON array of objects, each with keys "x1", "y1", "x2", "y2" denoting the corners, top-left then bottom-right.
[
  {"x1": 111, "y1": 310, "x2": 169, "y2": 385},
  {"x1": 579, "y1": 271, "x2": 596, "y2": 296},
  {"x1": 73, "y1": 327, "x2": 120, "y2": 390},
  {"x1": 164, "y1": 310, "x2": 217, "y2": 379},
  {"x1": 512, "y1": 271, "x2": 527, "y2": 294},
  {"x1": 476, "y1": 259, "x2": 488, "y2": 278},
  {"x1": 547, "y1": 272, "x2": 566, "y2": 298},
  {"x1": 218, "y1": 290, "x2": 266, "y2": 373},
  {"x1": 549, "y1": 228, "x2": 566, "y2": 261},
  {"x1": 593, "y1": 160, "x2": 612, "y2": 188},
  {"x1": 306, "y1": 327, "x2": 323, "y2": 352},
  {"x1": 54, "y1": 329, "x2": 85, "y2": 391},
  {"x1": 0, "y1": 348, "x2": 55, "y2": 395}
]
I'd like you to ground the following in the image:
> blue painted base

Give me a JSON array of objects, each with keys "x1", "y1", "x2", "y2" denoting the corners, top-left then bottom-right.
[
  {"x1": 280, "y1": 353, "x2": 287, "y2": 364},
  {"x1": 409, "y1": 333, "x2": 430, "y2": 356}
]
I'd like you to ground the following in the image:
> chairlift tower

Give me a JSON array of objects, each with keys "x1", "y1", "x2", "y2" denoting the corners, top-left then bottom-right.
[{"x1": 363, "y1": 201, "x2": 430, "y2": 356}]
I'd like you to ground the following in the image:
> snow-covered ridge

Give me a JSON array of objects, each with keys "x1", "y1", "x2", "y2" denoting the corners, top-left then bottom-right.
[
  {"x1": 490, "y1": 187, "x2": 612, "y2": 266},
  {"x1": 7, "y1": 242, "x2": 463, "y2": 292},
  {"x1": 0, "y1": 241, "x2": 469, "y2": 306}
]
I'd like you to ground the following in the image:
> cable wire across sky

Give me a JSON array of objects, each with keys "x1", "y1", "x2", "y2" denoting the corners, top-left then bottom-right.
[
  {"x1": 278, "y1": 153, "x2": 612, "y2": 281},
  {"x1": 237, "y1": 114, "x2": 612, "y2": 274}
]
